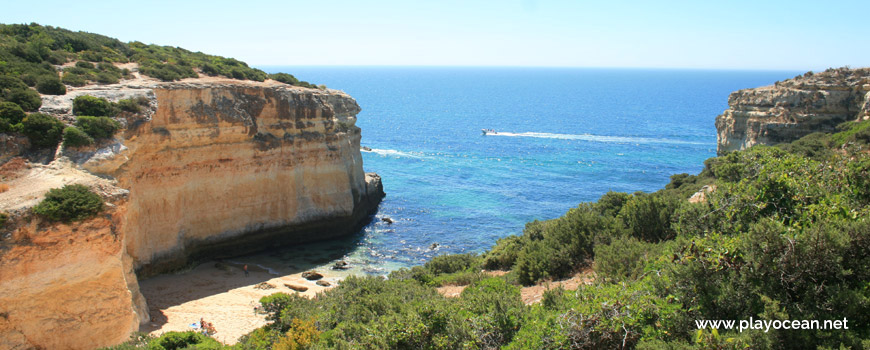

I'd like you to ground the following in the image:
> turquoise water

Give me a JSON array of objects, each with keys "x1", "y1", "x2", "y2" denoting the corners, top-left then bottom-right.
[{"x1": 249, "y1": 67, "x2": 800, "y2": 275}]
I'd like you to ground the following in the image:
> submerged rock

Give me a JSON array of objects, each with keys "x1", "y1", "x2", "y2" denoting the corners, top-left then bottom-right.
[{"x1": 331, "y1": 261, "x2": 350, "y2": 270}]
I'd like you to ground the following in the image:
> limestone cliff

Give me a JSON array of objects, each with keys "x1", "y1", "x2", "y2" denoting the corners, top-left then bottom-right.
[
  {"x1": 716, "y1": 67, "x2": 870, "y2": 154},
  {"x1": 0, "y1": 76, "x2": 384, "y2": 349},
  {"x1": 0, "y1": 204, "x2": 147, "y2": 350}
]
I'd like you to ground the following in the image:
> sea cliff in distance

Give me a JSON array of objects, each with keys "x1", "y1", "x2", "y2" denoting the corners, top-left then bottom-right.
[{"x1": 0, "y1": 23, "x2": 383, "y2": 349}]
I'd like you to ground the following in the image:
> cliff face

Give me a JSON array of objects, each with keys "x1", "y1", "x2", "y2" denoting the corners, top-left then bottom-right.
[
  {"x1": 88, "y1": 81, "x2": 382, "y2": 276},
  {"x1": 0, "y1": 77, "x2": 384, "y2": 349},
  {"x1": 716, "y1": 68, "x2": 870, "y2": 154},
  {"x1": 0, "y1": 206, "x2": 148, "y2": 350}
]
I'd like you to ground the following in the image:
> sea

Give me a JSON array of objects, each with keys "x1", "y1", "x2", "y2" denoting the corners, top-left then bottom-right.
[{"x1": 237, "y1": 67, "x2": 800, "y2": 277}]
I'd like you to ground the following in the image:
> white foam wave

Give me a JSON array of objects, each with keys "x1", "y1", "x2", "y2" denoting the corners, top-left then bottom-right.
[
  {"x1": 487, "y1": 131, "x2": 705, "y2": 145},
  {"x1": 363, "y1": 148, "x2": 424, "y2": 158}
]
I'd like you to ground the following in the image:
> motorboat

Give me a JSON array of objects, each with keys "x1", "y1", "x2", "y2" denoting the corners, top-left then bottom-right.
[{"x1": 481, "y1": 129, "x2": 497, "y2": 135}]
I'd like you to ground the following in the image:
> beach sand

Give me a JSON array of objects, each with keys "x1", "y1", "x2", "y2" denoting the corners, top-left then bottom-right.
[{"x1": 139, "y1": 261, "x2": 338, "y2": 345}]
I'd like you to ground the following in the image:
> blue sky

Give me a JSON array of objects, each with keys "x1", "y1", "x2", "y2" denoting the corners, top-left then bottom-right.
[{"x1": 1, "y1": 0, "x2": 868, "y2": 70}]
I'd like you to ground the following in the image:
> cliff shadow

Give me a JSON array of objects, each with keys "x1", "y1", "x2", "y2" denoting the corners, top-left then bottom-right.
[{"x1": 138, "y1": 217, "x2": 377, "y2": 334}]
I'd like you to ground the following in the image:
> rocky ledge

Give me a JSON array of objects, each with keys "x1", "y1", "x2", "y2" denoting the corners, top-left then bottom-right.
[{"x1": 715, "y1": 67, "x2": 870, "y2": 154}]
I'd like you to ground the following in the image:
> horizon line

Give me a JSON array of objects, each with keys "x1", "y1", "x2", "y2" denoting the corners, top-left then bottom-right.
[{"x1": 252, "y1": 64, "x2": 817, "y2": 73}]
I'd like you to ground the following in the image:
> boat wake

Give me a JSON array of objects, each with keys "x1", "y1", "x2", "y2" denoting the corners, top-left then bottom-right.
[{"x1": 486, "y1": 131, "x2": 705, "y2": 145}]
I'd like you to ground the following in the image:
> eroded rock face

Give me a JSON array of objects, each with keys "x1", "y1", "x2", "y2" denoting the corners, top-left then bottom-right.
[
  {"x1": 0, "y1": 206, "x2": 147, "y2": 350},
  {"x1": 0, "y1": 78, "x2": 384, "y2": 349},
  {"x1": 106, "y1": 82, "x2": 383, "y2": 276},
  {"x1": 716, "y1": 68, "x2": 870, "y2": 154}
]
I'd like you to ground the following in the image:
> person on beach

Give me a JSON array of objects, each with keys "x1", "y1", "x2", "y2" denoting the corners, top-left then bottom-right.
[{"x1": 244, "y1": 264, "x2": 249, "y2": 277}]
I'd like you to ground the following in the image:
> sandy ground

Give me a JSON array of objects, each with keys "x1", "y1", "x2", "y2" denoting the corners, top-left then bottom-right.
[
  {"x1": 437, "y1": 269, "x2": 595, "y2": 305},
  {"x1": 139, "y1": 262, "x2": 338, "y2": 345},
  {"x1": 0, "y1": 157, "x2": 123, "y2": 212}
]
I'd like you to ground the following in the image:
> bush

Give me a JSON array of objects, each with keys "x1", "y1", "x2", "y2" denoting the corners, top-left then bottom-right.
[
  {"x1": 0, "y1": 101, "x2": 26, "y2": 124},
  {"x1": 619, "y1": 192, "x2": 681, "y2": 242},
  {"x1": 460, "y1": 277, "x2": 525, "y2": 347},
  {"x1": 95, "y1": 71, "x2": 119, "y2": 84},
  {"x1": 35, "y1": 76, "x2": 66, "y2": 95},
  {"x1": 62, "y1": 126, "x2": 94, "y2": 147},
  {"x1": 72, "y1": 95, "x2": 116, "y2": 117},
  {"x1": 425, "y1": 253, "x2": 480, "y2": 275},
  {"x1": 20, "y1": 112, "x2": 64, "y2": 148},
  {"x1": 75, "y1": 115, "x2": 120, "y2": 140},
  {"x1": 32, "y1": 184, "x2": 104, "y2": 222},
  {"x1": 62, "y1": 72, "x2": 87, "y2": 87},
  {"x1": 0, "y1": 76, "x2": 41, "y2": 111},
  {"x1": 269, "y1": 72, "x2": 300, "y2": 85},
  {"x1": 75, "y1": 61, "x2": 95, "y2": 69},
  {"x1": 144, "y1": 331, "x2": 222, "y2": 350},
  {"x1": 0, "y1": 118, "x2": 10, "y2": 133},
  {"x1": 483, "y1": 235, "x2": 524, "y2": 270},
  {"x1": 593, "y1": 236, "x2": 662, "y2": 282},
  {"x1": 116, "y1": 98, "x2": 142, "y2": 113},
  {"x1": 5, "y1": 88, "x2": 42, "y2": 111}
]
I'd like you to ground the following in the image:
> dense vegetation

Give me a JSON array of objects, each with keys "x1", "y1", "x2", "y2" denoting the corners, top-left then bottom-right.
[
  {"x1": 32, "y1": 184, "x2": 104, "y2": 222},
  {"x1": 0, "y1": 23, "x2": 315, "y2": 86},
  {"x1": 0, "y1": 23, "x2": 319, "y2": 152},
  {"x1": 107, "y1": 120, "x2": 870, "y2": 349}
]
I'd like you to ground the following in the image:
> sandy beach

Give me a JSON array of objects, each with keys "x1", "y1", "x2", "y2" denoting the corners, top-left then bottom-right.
[{"x1": 139, "y1": 261, "x2": 339, "y2": 345}]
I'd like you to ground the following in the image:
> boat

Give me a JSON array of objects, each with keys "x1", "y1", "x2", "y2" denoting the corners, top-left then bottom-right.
[
  {"x1": 361, "y1": 146, "x2": 373, "y2": 152},
  {"x1": 481, "y1": 129, "x2": 497, "y2": 135}
]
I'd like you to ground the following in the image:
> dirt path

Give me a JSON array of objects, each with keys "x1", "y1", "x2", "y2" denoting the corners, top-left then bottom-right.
[{"x1": 437, "y1": 269, "x2": 595, "y2": 305}]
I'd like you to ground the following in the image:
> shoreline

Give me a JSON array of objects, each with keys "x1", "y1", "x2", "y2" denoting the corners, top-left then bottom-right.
[{"x1": 138, "y1": 261, "x2": 339, "y2": 344}]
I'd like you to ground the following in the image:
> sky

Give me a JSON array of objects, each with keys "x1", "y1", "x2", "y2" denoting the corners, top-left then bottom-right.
[{"x1": 1, "y1": 0, "x2": 868, "y2": 70}]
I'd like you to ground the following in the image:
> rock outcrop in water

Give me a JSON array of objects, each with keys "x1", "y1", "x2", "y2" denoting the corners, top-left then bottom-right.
[
  {"x1": 716, "y1": 67, "x2": 870, "y2": 154},
  {"x1": 0, "y1": 75, "x2": 384, "y2": 349}
]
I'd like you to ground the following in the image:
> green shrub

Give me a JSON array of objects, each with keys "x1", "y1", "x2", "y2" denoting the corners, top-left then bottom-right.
[
  {"x1": 425, "y1": 253, "x2": 480, "y2": 275},
  {"x1": 62, "y1": 72, "x2": 87, "y2": 87},
  {"x1": 75, "y1": 116, "x2": 120, "y2": 140},
  {"x1": 0, "y1": 77, "x2": 41, "y2": 110},
  {"x1": 35, "y1": 76, "x2": 66, "y2": 95},
  {"x1": 269, "y1": 72, "x2": 300, "y2": 85},
  {"x1": 514, "y1": 205, "x2": 608, "y2": 284},
  {"x1": 62, "y1": 126, "x2": 94, "y2": 147},
  {"x1": 460, "y1": 277, "x2": 525, "y2": 347},
  {"x1": 75, "y1": 61, "x2": 95, "y2": 69},
  {"x1": 777, "y1": 132, "x2": 834, "y2": 160},
  {"x1": 0, "y1": 118, "x2": 10, "y2": 133},
  {"x1": 32, "y1": 184, "x2": 103, "y2": 222},
  {"x1": 593, "y1": 236, "x2": 662, "y2": 282},
  {"x1": 95, "y1": 71, "x2": 119, "y2": 84},
  {"x1": 619, "y1": 192, "x2": 681, "y2": 242},
  {"x1": 483, "y1": 234, "x2": 524, "y2": 270},
  {"x1": 0, "y1": 212, "x2": 8, "y2": 227},
  {"x1": 116, "y1": 98, "x2": 142, "y2": 113},
  {"x1": 72, "y1": 95, "x2": 116, "y2": 117},
  {"x1": 20, "y1": 112, "x2": 64, "y2": 148},
  {"x1": 0, "y1": 102, "x2": 26, "y2": 124},
  {"x1": 593, "y1": 190, "x2": 632, "y2": 217},
  {"x1": 144, "y1": 331, "x2": 221, "y2": 350}
]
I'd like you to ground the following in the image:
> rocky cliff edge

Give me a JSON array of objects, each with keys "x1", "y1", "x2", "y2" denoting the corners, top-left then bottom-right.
[{"x1": 716, "y1": 67, "x2": 870, "y2": 154}]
